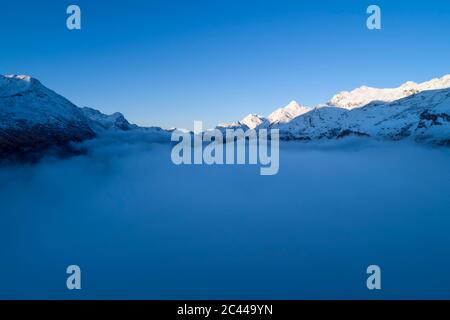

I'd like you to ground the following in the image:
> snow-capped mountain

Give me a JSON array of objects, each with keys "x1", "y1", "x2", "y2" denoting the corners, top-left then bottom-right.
[
  {"x1": 329, "y1": 75, "x2": 450, "y2": 110},
  {"x1": 0, "y1": 75, "x2": 92, "y2": 132},
  {"x1": 214, "y1": 74, "x2": 450, "y2": 145},
  {"x1": 81, "y1": 107, "x2": 138, "y2": 133},
  {"x1": 277, "y1": 78, "x2": 450, "y2": 144},
  {"x1": 0, "y1": 75, "x2": 165, "y2": 160},
  {"x1": 2, "y1": 73, "x2": 450, "y2": 161},
  {"x1": 216, "y1": 101, "x2": 310, "y2": 131},
  {"x1": 241, "y1": 114, "x2": 270, "y2": 129},
  {"x1": 216, "y1": 121, "x2": 249, "y2": 131},
  {"x1": 267, "y1": 101, "x2": 311, "y2": 125},
  {"x1": 0, "y1": 75, "x2": 95, "y2": 159},
  {"x1": 217, "y1": 114, "x2": 269, "y2": 131}
]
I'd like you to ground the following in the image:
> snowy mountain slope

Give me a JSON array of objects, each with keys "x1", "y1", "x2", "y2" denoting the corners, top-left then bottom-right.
[
  {"x1": 274, "y1": 107, "x2": 349, "y2": 140},
  {"x1": 277, "y1": 87, "x2": 450, "y2": 144},
  {"x1": 329, "y1": 74, "x2": 450, "y2": 110},
  {"x1": 0, "y1": 75, "x2": 95, "y2": 159},
  {"x1": 240, "y1": 114, "x2": 270, "y2": 129},
  {"x1": 82, "y1": 107, "x2": 169, "y2": 136},
  {"x1": 0, "y1": 75, "x2": 169, "y2": 160},
  {"x1": 213, "y1": 74, "x2": 450, "y2": 145},
  {"x1": 215, "y1": 101, "x2": 310, "y2": 131},
  {"x1": 215, "y1": 122, "x2": 249, "y2": 136},
  {"x1": 216, "y1": 121, "x2": 249, "y2": 131},
  {"x1": 267, "y1": 101, "x2": 311, "y2": 125},
  {"x1": 2, "y1": 72, "x2": 450, "y2": 162},
  {"x1": 82, "y1": 107, "x2": 138, "y2": 133},
  {"x1": 0, "y1": 75, "x2": 92, "y2": 130},
  {"x1": 217, "y1": 114, "x2": 268, "y2": 131}
]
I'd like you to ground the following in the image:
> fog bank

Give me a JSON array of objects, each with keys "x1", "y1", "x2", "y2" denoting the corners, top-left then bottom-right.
[{"x1": 1, "y1": 135, "x2": 450, "y2": 299}]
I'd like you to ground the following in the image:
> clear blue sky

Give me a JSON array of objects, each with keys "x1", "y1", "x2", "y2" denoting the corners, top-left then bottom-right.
[{"x1": 1, "y1": 0, "x2": 449, "y2": 129}]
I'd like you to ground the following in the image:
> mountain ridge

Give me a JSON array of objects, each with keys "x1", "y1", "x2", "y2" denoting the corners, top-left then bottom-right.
[
  {"x1": 1, "y1": 73, "x2": 450, "y2": 161},
  {"x1": 328, "y1": 74, "x2": 450, "y2": 109},
  {"x1": 215, "y1": 74, "x2": 450, "y2": 145},
  {"x1": 276, "y1": 86, "x2": 450, "y2": 144},
  {"x1": 0, "y1": 74, "x2": 166, "y2": 161}
]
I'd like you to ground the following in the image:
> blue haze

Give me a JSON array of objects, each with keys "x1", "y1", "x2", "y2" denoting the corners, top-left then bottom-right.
[{"x1": 1, "y1": 139, "x2": 450, "y2": 299}]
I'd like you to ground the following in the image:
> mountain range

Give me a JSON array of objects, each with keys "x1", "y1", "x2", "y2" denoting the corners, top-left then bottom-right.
[
  {"x1": 218, "y1": 74, "x2": 450, "y2": 144},
  {"x1": 0, "y1": 75, "x2": 165, "y2": 160},
  {"x1": 1, "y1": 73, "x2": 449, "y2": 161}
]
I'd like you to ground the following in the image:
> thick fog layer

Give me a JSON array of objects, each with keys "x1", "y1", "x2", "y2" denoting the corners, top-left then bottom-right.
[{"x1": 1, "y1": 134, "x2": 450, "y2": 299}]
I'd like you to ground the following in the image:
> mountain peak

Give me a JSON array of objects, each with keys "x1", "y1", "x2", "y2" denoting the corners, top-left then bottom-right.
[
  {"x1": 4, "y1": 74, "x2": 32, "y2": 81},
  {"x1": 240, "y1": 114, "x2": 268, "y2": 129},
  {"x1": 81, "y1": 107, "x2": 136, "y2": 132},
  {"x1": 0, "y1": 74, "x2": 43, "y2": 97},
  {"x1": 0, "y1": 74, "x2": 96, "y2": 159},
  {"x1": 285, "y1": 100, "x2": 301, "y2": 109},
  {"x1": 2, "y1": 75, "x2": 43, "y2": 87},
  {"x1": 329, "y1": 74, "x2": 450, "y2": 110},
  {"x1": 268, "y1": 100, "x2": 310, "y2": 125},
  {"x1": 400, "y1": 81, "x2": 418, "y2": 88}
]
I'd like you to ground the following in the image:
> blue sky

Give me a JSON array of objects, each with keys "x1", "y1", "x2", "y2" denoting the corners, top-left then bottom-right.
[{"x1": 1, "y1": 0, "x2": 449, "y2": 129}]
